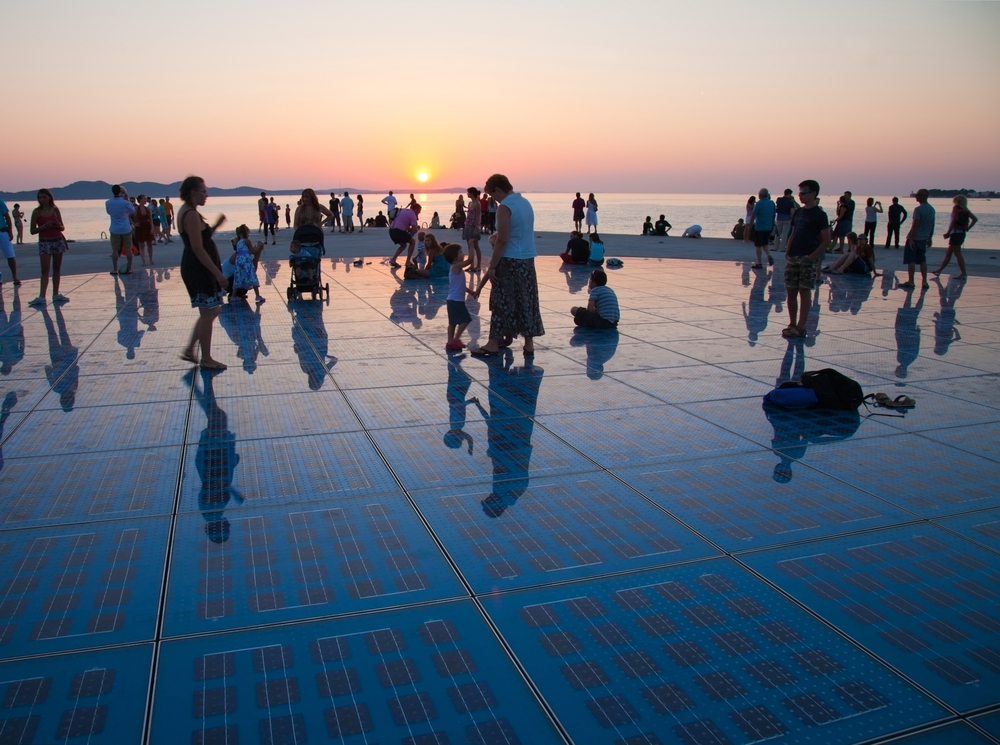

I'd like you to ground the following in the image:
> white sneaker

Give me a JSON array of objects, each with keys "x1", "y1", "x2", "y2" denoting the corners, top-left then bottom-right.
[
  {"x1": 53, "y1": 294, "x2": 70, "y2": 304},
  {"x1": 28, "y1": 296, "x2": 46, "y2": 306}
]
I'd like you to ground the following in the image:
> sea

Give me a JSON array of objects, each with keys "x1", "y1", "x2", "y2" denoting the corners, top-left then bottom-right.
[{"x1": 19, "y1": 193, "x2": 1000, "y2": 250}]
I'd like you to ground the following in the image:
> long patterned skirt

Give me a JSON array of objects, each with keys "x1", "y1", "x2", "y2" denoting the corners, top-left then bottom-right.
[{"x1": 489, "y1": 257, "x2": 545, "y2": 340}]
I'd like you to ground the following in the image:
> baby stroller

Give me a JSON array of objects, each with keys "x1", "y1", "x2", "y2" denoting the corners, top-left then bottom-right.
[{"x1": 287, "y1": 224, "x2": 330, "y2": 302}]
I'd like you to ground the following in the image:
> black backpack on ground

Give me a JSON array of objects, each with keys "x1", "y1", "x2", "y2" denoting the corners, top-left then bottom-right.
[{"x1": 797, "y1": 368, "x2": 864, "y2": 410}]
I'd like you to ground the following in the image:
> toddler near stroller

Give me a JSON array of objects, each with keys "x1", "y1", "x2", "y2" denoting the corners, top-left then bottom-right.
[
  {"x1": 287, "y1": 223, "x2": 329, "y2": 301},
  {"x1": 230, "y1": 225, "x2": 265, "y2": 303}
]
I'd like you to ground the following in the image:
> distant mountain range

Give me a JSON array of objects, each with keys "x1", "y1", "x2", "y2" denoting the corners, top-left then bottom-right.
[{"x1": 0, "y1": 180, "x2": 466, "y2": 201}]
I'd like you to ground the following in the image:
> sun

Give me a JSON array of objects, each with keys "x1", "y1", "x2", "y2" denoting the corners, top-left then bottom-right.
[{"x1": 417, "y1": 172, "x2": 428, "y2": 182}]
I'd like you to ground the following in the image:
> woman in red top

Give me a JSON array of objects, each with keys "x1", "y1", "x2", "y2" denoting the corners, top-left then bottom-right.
[{"x1": 28, "y1": 188, "x2": 69, "y2": 306}]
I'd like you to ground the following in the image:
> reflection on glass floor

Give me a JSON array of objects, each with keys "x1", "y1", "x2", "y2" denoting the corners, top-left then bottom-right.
[{"x1": 1, "y1": 259, "x2": 999, "y2": 744}]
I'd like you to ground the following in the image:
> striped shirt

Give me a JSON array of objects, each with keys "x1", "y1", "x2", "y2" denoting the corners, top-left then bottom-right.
[{"x1": 590, "y1": 285, "x2": 620, "y2": 324}]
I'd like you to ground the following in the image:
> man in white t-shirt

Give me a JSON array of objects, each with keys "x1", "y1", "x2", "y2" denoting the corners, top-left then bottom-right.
[
  {"x1": 381, "y1": 191, "x2": 398, "y2": 220},
  {"x1": 341, "y1": 192, "x2": 355, "y2": 233}
]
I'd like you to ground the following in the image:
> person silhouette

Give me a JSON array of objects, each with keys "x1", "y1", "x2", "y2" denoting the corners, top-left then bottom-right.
[
  {"x1": 191, "y1": 368, "x2": 242, "y2": 543},
  {"x1": 114, "y1": 276, "x2": 144, "y2": 359},
  {"x1": 569, "y1": 327, "x2": 619, "y2": 380},
  {"x1": 743, "y1": 269, "x2": 775, "y2": 346},
  {"x1": 0, "y1": 392, "x2": 16, "y2": 473},
  {"x1": 473, "y1": 351, "x2": 544, "y2": 517},
  {"x1": 219, "y1": 299, "x2": 269, "y2": 374},
  {"x1": 443, "y1": 356, "x2": 488, "y2": 454},
  {"x1": 290, "y1": 301, "x2": 336, "y2": 390},
  {"x1": 894, "y1": 286, "x2": 926, "y2": 378},
  {"x1": 41, "y1": 304, "x2": 79, "y2": 411},
  {"x1": 932, "y1": 276, "x2": 965, "y2": 357},
  {"x1": 0, "y1": 291, "x2": 25, "y2": 376}
]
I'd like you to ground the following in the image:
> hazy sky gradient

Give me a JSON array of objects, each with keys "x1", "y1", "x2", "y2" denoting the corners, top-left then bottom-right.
[{"x1": 6, "y1": 0, "x2": 999, "y2": 194}]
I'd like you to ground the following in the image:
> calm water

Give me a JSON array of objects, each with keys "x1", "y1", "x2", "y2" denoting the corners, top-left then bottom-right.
[{"x1": 24, "y1": 193, "x2": 1000, "y2": 250}]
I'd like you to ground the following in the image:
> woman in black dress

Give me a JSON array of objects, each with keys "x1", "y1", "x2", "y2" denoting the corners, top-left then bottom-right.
[{"x1": 178, "y1": 176, "x2": 228, "y2": 369}]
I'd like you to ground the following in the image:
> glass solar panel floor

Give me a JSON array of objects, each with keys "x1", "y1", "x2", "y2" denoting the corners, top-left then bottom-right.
[{"x1": 1, "y1": 256, "x2": 998, "y2": 744}]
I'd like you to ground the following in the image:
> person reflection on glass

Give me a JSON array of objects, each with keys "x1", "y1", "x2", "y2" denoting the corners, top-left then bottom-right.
[
  {"x1": 0, "y1": 392, "x2": 16, "y2": 473},
  {"x1": 137, "y1": 267, "x2": 159, "y2": 332},
  {"x1": 569, "y1": 327, "x2": 619, "y2": 380},
  {"x1": 41, "y1": 304, "x2": 78, "y2": 411},
  {"x1": 114, "y1": 276, "x2": 144, "y2": 360},
  {"x1": 0, "y1": 291, "x2": 25, "y2": 376},
  {"x1": 560, "y1": 263, "x2": 590, "y2": 295},
  {"x1": 775, "y1": 337, "x2": 806, "y2": 389},
  {"x1": 219, "y1": 299, "x2": 269, "y2": 374},
  {"x1": 743, "y1": 268, "x2": 776, "y2": 346},
  {"x1": 764, "y1": 400, "x2": 860, "y2": 483},
  {"x1": 932, "y1": 276, "x2": 964, "y2": 357},
  {"x1": 444, "y1": 356, "x2": 487, "y2": 454},
  {"x1": 190, "y1": 368, "x2": 242, "y2": 543},
  {"x1": 291, "y1": 301, "x2": 336, "y2": 390},
  {"x1": 475, "y1": 350, "x2": 544, "y2": 517},
  {"x1": 894, "y1": 285, "x2": 926, "y2": 378}
]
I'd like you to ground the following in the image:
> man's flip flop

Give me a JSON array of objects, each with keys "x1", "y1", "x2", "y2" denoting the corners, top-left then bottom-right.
[{"x1": 873, "y1": 393, "x2": 916, "y2": 409}]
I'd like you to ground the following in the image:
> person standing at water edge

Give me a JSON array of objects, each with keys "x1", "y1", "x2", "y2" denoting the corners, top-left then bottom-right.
[
  {"x1": 29, "y1": 189, "x2": 70, "y2": 306},
  {"x1": 163, "y1": 196, "x2": 174, "y2": 241},
  {"x1": 782, "y1": 180, "x2": 829, "y2": 338},
  {"x1": 106, "y1": 184, "x2": 136, "y2": 275},
  {"x1": 863, "y1": 197, "x2": 882, "y2": 247},
  {"x1": 464, "y1": 187, "x2": 482, "y2": 270},
  {"x1": 471, "y1": 174, "x2": 544, "y2": 357},
  {"x1": 934, "y1": 194, "x2": 977, "y2": 280},
  {"x1": 585, "y1": 193, "x2": 598, "y2": 234},
  {"x1": 886, "y1": 197, "x2": 908, "y2": 249},
  {"x1": 749, "y1": 188, "x2": 776, "y2": 268},
  {"x1": 178, "y1": 176, "x2": 228, "y2": 370},
  {"x1": 328, "y1": 193, "x2": 342, "y2": 233},
  {"x1": 341, "y1": 192, "x2": 355, "y2": 233},
  {"x1": 774, "y1": 188, "x2": 797, "y2": 252},
  {"x1": 382, "y1": 191, "x2": 398, "y2": 219},
  {"x1": 572, "y1": 192, "x2": 585, "y2": 232},
  {"x1": 0, "y1": 199, "x2": 20, "y2": 285},
  {"x1": 900, "y1": 188, "x2": 934, "y2": 289}
]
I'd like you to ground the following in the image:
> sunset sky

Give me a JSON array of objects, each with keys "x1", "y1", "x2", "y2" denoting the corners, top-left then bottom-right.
[{"x1": 6, "y1": 0, "x2": 999, "y2": 195}]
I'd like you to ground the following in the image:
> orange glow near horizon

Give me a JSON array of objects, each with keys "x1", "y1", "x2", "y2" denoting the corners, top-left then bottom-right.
[{"x1": 1, "y1": 3, "x2": 998, "y2": 195}]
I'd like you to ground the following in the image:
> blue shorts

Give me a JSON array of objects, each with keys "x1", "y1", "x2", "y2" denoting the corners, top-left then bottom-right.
[
  {"x1": 903, "y1": 239, "x2": 927, "y2": 265},
  {"x1": 447, "y1": 299, "x2": 471, "y2": 325},
  {"x1": 948, "y1": 231, "x2": 966, "y2": 248}
]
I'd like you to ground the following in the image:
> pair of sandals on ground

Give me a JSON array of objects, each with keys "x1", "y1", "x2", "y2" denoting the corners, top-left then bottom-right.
[{"x1": 471, "y1": 335, "x2": 534, "y2": 357}]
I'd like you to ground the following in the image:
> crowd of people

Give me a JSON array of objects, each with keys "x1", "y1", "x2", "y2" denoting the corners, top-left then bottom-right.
[{"x1": 0, "y1": 178, "x2": 981, "y2": 370}]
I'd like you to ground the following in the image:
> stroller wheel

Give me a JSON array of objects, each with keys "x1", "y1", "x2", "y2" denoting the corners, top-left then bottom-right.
[{"x1": 286, "y1": 287, "x2": 293, "y2": 301}]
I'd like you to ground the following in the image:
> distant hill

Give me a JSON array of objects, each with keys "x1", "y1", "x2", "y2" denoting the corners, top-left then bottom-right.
[{"x1": 0, "y1": 180, "x2": 467, "y2": 201}]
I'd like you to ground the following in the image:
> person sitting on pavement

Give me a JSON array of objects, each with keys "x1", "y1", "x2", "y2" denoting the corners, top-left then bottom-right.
[
  {"x1": 559, "y1": 231, "x2": 590, "y2": 264},
  {"x1": 654, "y1": 215, "x2": 672, "y2": 236},
  {"x1": 682, "y1": 224, "x2": 703, "y2": 238}
]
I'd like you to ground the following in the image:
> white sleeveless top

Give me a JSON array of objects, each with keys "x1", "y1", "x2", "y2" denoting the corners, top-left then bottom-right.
[{"x1": 500, "y1": 192, "x2": 536, "y2": 260}]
